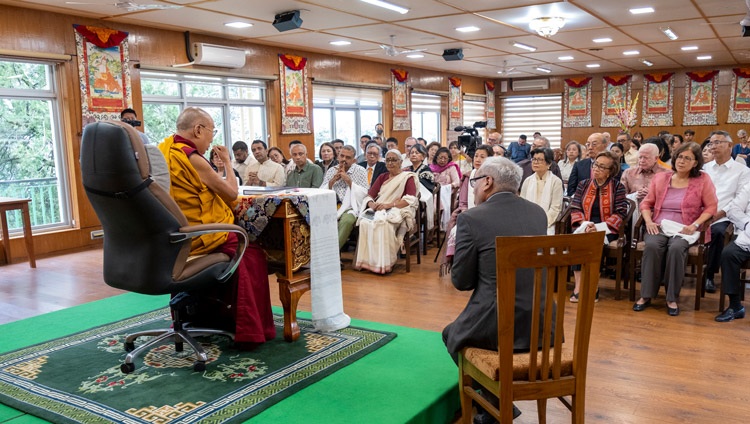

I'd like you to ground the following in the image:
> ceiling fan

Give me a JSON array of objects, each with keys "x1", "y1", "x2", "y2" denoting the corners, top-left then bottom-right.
[
  {"x1": 496, "y1": 60, "x2": 518, "y2": 76},
  {"x1": 370, "y1": 35, "x2": 427, "y2": 57},
  {"x1": 64, "y1": 1, "x2": 182, "y2": 11}
]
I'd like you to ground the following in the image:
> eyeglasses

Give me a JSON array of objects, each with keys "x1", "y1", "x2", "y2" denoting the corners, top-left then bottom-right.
[
  {"x1": 385, "y1": 158, "x2": 401, "y2": 163},
  {"x1": 592, "y1": 162, "x2": 612, "y2": 171},
  {"x1": 199, "y1": 124, "x2": 218, "y2": 137},
  {"x1": 366, "y1": 151, "x2": 380, "y2": 156},
  {"x1": 469, "y1": 175, "x2": 489, "y2": 188},
  {"x1": 531, "y1": 158, "x2": 547, "y2": 163},
  {"x1": 675, "y1": 154, "x2": 695, "y2": 162}
]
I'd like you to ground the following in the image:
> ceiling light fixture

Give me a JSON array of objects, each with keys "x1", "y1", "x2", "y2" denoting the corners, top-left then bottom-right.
[
  {"x1": 329, "y1": 41, "x2": 351, "y2": 46},
  {"x1": 623, "y1": 50, "x2": 640, "y2": 55},
  {"x1": 529, "y1": 16, "x2": 566, "y2": 38},
  {"x1": 359, "y1": 0, "x2": 409, "y2": 14},
  {"x1": 558, "y1": 55, "x2": 574, "y2": 60},
  {"x1": 640, "y1": 59, "x2": 654, "y2": 66},
  {"x1": 593, "y1": 37, "x2": 613, "y2": 43},
  {"x1": 511, "y1": 41, "x2": 537, "y2": 52},
  {"x1": 629, "y1": 7, "x2": 655, "y2": 14},
  {"x1": 586, "y1": 64, "x2": 600, "y2": 68},
  {"x1": 535, "y1": 67, "x2": 552, "y2": 73},
  {"x1": 681, "y1": 46, "x2": 699, "y2": 51},
  {"x1": 455, "y1": 26, "x2": 480, "y2": 33},
  {"x1": 660, "y1": 27, "x2": 679, "y2": 40},
  {"x1": 406, "y1": 54, "x2": 424, "y2": 58},
  {"x1": 224, "y1": 22, "x2": 253, "y2": 29},
  {"x1": 697, "y1": 55, "x2": 712, "y2": 60}
]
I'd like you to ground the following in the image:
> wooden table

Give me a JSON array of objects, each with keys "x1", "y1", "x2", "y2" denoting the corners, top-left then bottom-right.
[{"x1": 0, "y1": 197, "x2": 36, "y2": 268}]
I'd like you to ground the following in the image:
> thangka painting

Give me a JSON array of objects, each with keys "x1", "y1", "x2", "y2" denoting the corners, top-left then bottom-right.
[
  {"x1": 279, "y1": 54, "x2": 311, "y2": 134},
  {"x1": 449, "y1": 77, "x2": 463, "y2": 130},
  {"x1": 683, "y1": 70, "x2": 719, "y2": 126},
  {"x1": 728, "y1": 68, "x2": 750, "y2": 123},
  {"x1": 563, "y1": 77, "x2": 592, "y2": 127},
  {"x1": 601, "y1": 75, "x2": 632, "y2": 128},
  {"x1": 391, "y1": 69, "x2": 410, "y2": 131},
  {"x1": 485, "y1": 81, "x2": 496, "y2": 129},
  {"x1": 74, "y1": 25, "x2": 132, "y2": 126},
  {"x1": 641, "y1": 73, "x2": 674, "y2": 127}
]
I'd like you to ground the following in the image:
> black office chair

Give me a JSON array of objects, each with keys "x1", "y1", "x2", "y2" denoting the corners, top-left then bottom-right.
[{"x1": 80, "y1": 120, "x2": 247, "y2": 373}]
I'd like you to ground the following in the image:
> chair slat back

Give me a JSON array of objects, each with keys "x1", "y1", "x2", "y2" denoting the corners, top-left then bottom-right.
[{"x1": 494, "y1": 232, "x2": 603, "y2": 393}]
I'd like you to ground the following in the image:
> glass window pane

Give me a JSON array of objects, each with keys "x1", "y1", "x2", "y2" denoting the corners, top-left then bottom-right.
[
  {"x1": 359, "y1": 109, "x2": 380, "y2": 140},
  {"x1": 0, "y1": 61, "x2": 49, "y2": 90},
  {"x1": 0, "y1": 99, "x2": 63, "y2": 228},
  {"x1": 411, "y1": 112, "x2": 423, "y2": 139},
  {"x1": 197, "y1": 106, "x2": 225, "y2": 148},
  {"x1": 143, "y1": 103, "x2": 181, "y2": 143},
  {"x1": 422, "y1": 112, "x2": 440, "y2": 143},
  {"x1": 334, "y1": 110, "x2": 356, "y2": 148},
  {"x1": 230, "y1": 106, "x2": 265, "y2": 142},
  {"x1": 185, "y1": 82, "x2": 223, "y2": 99},
  {"x1": 313, "y1": 108, "x2": 332, "y2": 155},
  {"x1": 228, "y1": 85, "x2": 262, "y2": 101},
  {"x1": 141, "y1": 78, "x2": 180, "y2": 97}
]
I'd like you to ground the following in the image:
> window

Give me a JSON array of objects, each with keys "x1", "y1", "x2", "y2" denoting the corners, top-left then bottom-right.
[
  {"x1": 411, "y1": 93, "x2": 441, "y2": 143},
  {"x1": 141, "y1": 72, "x2": 267, "y2": 151},
  {"x1": 463, "y1": 96, "x2": 487, "y2": 141},
  {"x1": 0, "y1": 59, "x2": 70, "y2": 232},
  {"x1": 313, "y1": 85, "x2": 382, "y2": 158},
  {"x1": 501, "y1": 95, "x2": 562, "y2": 148}
]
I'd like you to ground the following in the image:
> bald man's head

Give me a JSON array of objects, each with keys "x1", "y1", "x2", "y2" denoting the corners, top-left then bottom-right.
[{"x1": 176, "y1": 107, "x2": 212, "y2": 132}]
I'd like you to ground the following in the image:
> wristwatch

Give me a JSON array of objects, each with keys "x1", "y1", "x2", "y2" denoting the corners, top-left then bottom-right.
[{"x1": 692, "y1": 222, "x2": 700, "y2": 229}]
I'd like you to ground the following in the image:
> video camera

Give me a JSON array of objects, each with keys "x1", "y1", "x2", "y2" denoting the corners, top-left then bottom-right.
[
  {"x1": 454, "y1": 121, "x2": 487, "y2": 157},
  {"x1": 121, "y1": 119, "x2": 142, "y2": 128}
]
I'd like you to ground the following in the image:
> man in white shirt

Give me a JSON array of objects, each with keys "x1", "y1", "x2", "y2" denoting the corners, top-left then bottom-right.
[
  {"x1": 716, "y1": 181, "x2": 750, "y2": 321},
  {"x1": 618, "y1": 132, "x2": 638, "y2": 169},
  {"x1": 702, "y1": 130, "x2": 750, "y2": 293},
  {"x1": 321, "y1": 145, "x2": 369, "y2": 250},
  {"x1": 231, "y1": 141, "x2": 256, "y2": 180},
  {"x1": 402, "y1": 136, "x2": 417, "y2": 167},
  {"x1": 244, "y1": 140, "x2": 286, "y2": 187}
]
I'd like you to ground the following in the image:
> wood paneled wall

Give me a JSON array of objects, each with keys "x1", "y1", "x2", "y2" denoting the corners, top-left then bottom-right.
[{"x1": 0, "y1": 4, "x2": 488, "y2": 262}]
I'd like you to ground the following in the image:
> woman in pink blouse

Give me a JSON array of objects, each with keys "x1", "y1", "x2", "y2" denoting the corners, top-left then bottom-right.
[
  {"x1": 634, "y1": 142, "x2": 718, "y2": 316},
  {"x1": 430, "y1": 147, "x2": 461, "y2": 189}
]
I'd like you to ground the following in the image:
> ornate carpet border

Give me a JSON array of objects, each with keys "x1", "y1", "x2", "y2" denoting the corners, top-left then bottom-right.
[{"x1": 0, "y1": 309, "x2": 396, "y2": 424}]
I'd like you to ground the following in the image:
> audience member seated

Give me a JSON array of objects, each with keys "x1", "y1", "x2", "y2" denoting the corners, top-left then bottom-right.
[
  {"x1": 633, "y1": 142, "x2": 717, "y2": 317},
  {"x1": 315, "y1": 142, "x2": 338, "y2": 175},
  {"x1": 320, "y1": 145, "x2": 369, "y2": 250},
  {"x1": 442, "y1": 156, "x2": 549, "y2": 422},
  {"x1": 644, "y1": 136, "x2": 672, "y2": 170},
  {"x1": 620, "y1": 144, "x2": 668, "y2": 203},
  {"x1": 268, "y1": 146, "x2": 289, "y2": 168},
  {"x1": 286, "y1": 143, "x2": 323, "y2": 188},
  {"x1": 442, "y1": 145, "x2": 492, "y2": 273},
  {"x1": 520, "y1": 148, "x2": 563, "y2": 235},
  {"x1": 558, "y1": 140, "x2": 581, "y2": 188},
  {"x1": 569, "y1": 151, "x2": 628, "y2": 303},
  {"x1": 232, "y1": 141, "x2": 256, "y2": 179},
  {"x1": 355, "y1": 149, "x2": 419, "y2": 274},
  {"x1": 567, "y1": 132, "x2": 609, "y2": 197},
  {"x1": 701, "y1": 138, "x2": 714, "y2": 163},
  {"x1": 403, "y1": 144, "x2": 436, "y2": 192},
  {"x1": 732, "y1": 129, "x2": 750, "y2": 161},
  {"x1": 210, "y1": 148, "x2": 242, "y2": 185},
  {"x1": 426, "y1": 141, "x2": 441, "y2": 164},
  {"x1": 717, "y1": 181, "x2": 750, "y2": 322},
  {"x1": 611, "y1": 142, "x2": 629, "y2": 172},
  {"x1": 492, "y1": 144, "x2": 507, "y2": 157},
  {"x1": 507, "y1": 134, "x2": 531, "y2": 163},
  {"x1": 358, "y1": 142, "x2": 387, "y2": 187},
  {"x1": 702, "y1": 130, "x2": 750, "y2": 293},
  {"x1": 157, "y1": 107, "x2": 275, "y2": 346},
  {"x1": 430, "y1": 147, "x2": 462, "y2": 189},
  {"x1": 518, "y1": 137, "x2": 563, "y2": 184},
  {"x1": 244, "y1": 140, "x2": 286, "y2": 187},
  {"x1": 449, "y1": 141, "x2": 473, "y2": 176}
]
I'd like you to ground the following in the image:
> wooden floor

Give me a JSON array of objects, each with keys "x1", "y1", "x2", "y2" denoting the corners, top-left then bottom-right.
[{"x1": 3, "y1": 246, "x2": 750, "y2": 423}]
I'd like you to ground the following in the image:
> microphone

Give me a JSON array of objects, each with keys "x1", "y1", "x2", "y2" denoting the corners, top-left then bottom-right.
[{"x1": 454, "y1": 126, "x2": 466, "y2": 132}]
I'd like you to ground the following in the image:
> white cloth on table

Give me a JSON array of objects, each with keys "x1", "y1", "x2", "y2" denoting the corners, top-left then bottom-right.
[{"x1": 295, "y1": 188, "x2": 351, "y2": 332}]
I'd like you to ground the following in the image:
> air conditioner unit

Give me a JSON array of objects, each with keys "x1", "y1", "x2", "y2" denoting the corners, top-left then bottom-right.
[
  {"x1": 192, "y1": 43, "x2": 246, "y2": 68},
  {"x1": 512, "y1": 78, "x2": 549, "y2": 91}
]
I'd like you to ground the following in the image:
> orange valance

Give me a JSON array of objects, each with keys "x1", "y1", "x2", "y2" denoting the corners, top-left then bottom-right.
[
  {"x1": 603, "y1": 75, "x2": 631, "y2": 86},
  {"x1": 644, "y1": 73, "x2": 674, "y2": 83},
  {"x1": 73, "y1": 25, "x2": 128, "y2": 48},
  {"x1": 391, "y1": 69, "x2": 408, "y2": 82},
  {"x1": 564, "y1": 77, "x2": 592, "y2": 88},
  {"x1": 449, "y1": 77, "x2": 461, "y2": 87},
  {"x1": 686, "y1": 70, "x2": 719, "y2": 82},
  {"x1": 279, "y1": 54, "x2": 307, "y2": 71}
]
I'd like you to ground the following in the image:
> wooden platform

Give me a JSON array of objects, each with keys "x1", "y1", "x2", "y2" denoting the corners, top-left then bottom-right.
[{"x1": 2, "y1": 246, "x2": 750, "y2": 423}]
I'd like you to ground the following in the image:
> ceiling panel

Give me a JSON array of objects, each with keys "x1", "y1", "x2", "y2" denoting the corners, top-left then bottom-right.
[
  {"x1": 435, "y1": 0, "x2": 550, "y2": 13},
  {"x1": 517, "y1": 49, "x2": 602, "y2": 63},
  {"x1": 548, "y1": 28, "x2": 640, "y2": 50},
  {"x1": 669, "y1": 50, "x2": 739, "y2": 68},
  {"x1": 707, "y1": 15, "x2": 747, "y2": 38},
  {"x1": 471, "y1": 34, "x2": 568, "y2": 53},
  {"x1": 323, "y1": 23, "x2": 452, "y2": 46},
  {"x1": 305, "y1": 0, "x2": 462, "y2": 20},
  {"x1": 248, "y1": 31, "x2": 381, "y2": 54},
  {"x1": 571, "y1": 0, "x2": 702, "y2": 25},
  {"x1": 397, "y1": 13, "x2": 527, "y2": 41},
  {"x1": 477, "y1": 2, "x2": 608, "y2": 34},
  {"x1": 694, "y1": 0, "x2": 750, "y2": 17},
  {"x1": 618, "y1": 19, "x2": 718, "y2": 44},
  {"x1": 587, "y1": 44, "x2": 660, "y2": 60}
]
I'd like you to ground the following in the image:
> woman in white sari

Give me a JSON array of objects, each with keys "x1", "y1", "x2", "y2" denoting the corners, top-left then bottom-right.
[
  {"x1": 355, "y1": 149, "x2": 419, "y2": 274},
  {"x1": 520, "y1": 148, "x2": 563, "y2": 235}
]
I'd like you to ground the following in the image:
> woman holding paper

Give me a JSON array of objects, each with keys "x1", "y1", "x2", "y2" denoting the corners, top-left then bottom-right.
[
  {"x1": 568, "y1": 151, "x2": 628, "y2": 303},
  {"x1": 634, "y1": 142, "x2": 717, "y2": 316}
]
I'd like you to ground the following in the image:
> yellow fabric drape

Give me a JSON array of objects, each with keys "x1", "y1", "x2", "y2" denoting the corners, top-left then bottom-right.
[{"x1": 158, "y1": 135, "x2": 233, "y2": 255}]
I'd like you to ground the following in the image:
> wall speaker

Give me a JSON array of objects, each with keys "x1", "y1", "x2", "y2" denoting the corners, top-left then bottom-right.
[
  {"x1": 442, "y1": 48, "x2": 464, "y2": 61},
  {"x1": 273, "y1": 10, "x2": 303, "y2": 32}
]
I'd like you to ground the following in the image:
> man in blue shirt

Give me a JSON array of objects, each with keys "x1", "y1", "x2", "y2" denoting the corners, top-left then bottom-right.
[{"x1": 507, "y1": 134, "x2": 530, "y2": 163}]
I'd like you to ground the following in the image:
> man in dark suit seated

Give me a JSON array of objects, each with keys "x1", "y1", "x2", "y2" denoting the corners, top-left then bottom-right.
[
  {"x1": 442, "y1": 156, "x2": 551, "y2": 423},
  {"x1": 358, "y1": 142, "x2": 387, "y2": 187},
  {"x1": 566, "y1": 132, "x2": 608, "y2": 197}
]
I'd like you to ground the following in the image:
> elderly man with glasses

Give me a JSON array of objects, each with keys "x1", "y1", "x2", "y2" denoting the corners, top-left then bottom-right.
[
  {"x1": 566, "y1": 132, "x2": 610, "y2": 197},
  {"x1": 358, "y1": 142, "x2": 387, "y2": 187}
]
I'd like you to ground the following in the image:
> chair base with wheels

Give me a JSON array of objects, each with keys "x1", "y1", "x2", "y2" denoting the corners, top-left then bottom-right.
[{"x1": 121, "y1": 292, "x2": 235, "y2": 373}]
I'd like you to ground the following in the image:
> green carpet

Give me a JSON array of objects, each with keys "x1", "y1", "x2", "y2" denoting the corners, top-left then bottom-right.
[{"x1": 0, "y1": 294, "x2": 460, "y2": 424}]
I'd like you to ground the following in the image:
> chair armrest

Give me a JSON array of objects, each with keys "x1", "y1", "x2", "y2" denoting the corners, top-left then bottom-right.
[
  {"x1": 631, "y1": 216, "x2": 645, "y2": 249},
  {"x1": 170, "y1": 223, "x2": 248, "y2": 281}
]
